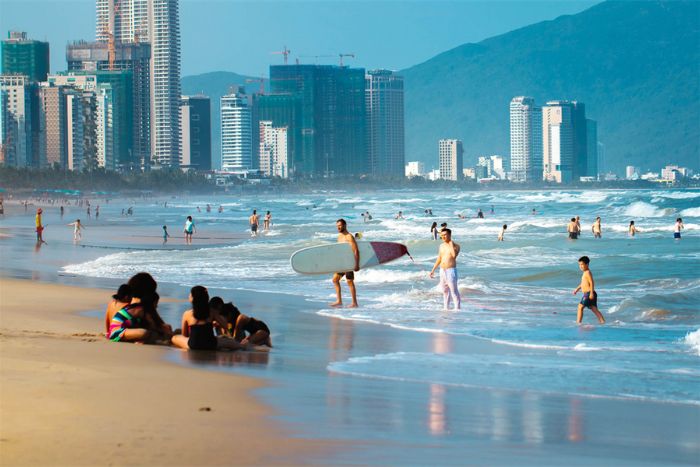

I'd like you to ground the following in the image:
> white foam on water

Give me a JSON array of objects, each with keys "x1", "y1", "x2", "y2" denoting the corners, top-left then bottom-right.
[
  {"x1": 653, "y1": 192, "x2": 700, "y2": 200},
  {"x1": 680, "y1": 207, "x2": 700, "y2": 217},
  {"x1": 682, "y1": 329, "x2": 700, "y2": 356},
  {"x1": 622, "y1": 201, "x2": 673, "y2": 218}
]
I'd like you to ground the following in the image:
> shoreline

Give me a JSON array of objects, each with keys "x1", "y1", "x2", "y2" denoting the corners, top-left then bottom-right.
[{"x1": 0, "y1": 277, "x2": 338, "y2": 465}]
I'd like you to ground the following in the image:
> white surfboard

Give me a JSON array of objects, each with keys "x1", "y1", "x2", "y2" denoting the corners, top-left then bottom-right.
[{"x1": 291, "y1": 241, "x2": 409, "y2": 275}]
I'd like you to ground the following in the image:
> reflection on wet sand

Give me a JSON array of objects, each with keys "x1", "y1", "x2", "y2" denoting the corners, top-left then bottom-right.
[
  {"x1": 428, "y1": 332, "x2": 451, "y2": 436},
  {"x1": 179, "y1": 349, "x2": 270, "y2": 367}
]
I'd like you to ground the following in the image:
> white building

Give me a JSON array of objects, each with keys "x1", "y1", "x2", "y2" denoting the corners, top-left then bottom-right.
[
  {"x1": 427, "y1": 169, "x2": 441, "y2": 181},
  {"x1": 220, "y1": 90, "x2": 252, "y2": 171},
  {"x1": 661, "y1": 165, "x2": 688, "y2": 181},
  {"x1": 509, "y1": 96, "x2": 542, "y2": 182},
  {"x1": 0, "y1": 75, "x2": 32, "y2": 167},
  {"x1": 626, "y1": 166, "x2": 639, "y2": 180},
  {"x1": 405, "y1": 161, "x2": 425, "y2": 178},
  {"x1": 96, "y1": 0, "x2": 182, "y2": 167},
  {"x1": 259, "y1": 121, "x2": 288, "y2": 178},
  {"x1": 463, "y1": 167, "x2": 475, "y2": 179},
  {"x1": 542, "y1": 101, "x2": 574, "y2": 183},
  {"x1": 438, "y1": 139, "x2": 463, "y2": 181}
]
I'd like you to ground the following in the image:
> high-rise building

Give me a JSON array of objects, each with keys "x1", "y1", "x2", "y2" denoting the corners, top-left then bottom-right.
[
  {"x1": 626, "y1": 166, "x2": 640, "y2": 180},
  {"x1": 405, "y1": 161, "x2": 424, "y2": 178},
  {"x1": 67, "y1": 41, "x2": 151, "y2": 167},
  {"x1": 571, "y1": 102, "x2": 588, "y2": 180},
  {"x1": 366, "y1": 69, "x2": 404, "y2": 177},
  {"x1": 180, "y1": 95, "x2": 211, "y2": 170},
  {"x1": 259, "y1": 121, "x2": 288, "y2": 178},
  {"x1": 1, "y1": 32, "x2": 50, "y2": 82},
  {"x1": 37, "y1": 84, "x2": 68, "y2": 168},
  {"x1": 542, "y1": 101, "x2": 574, "y2": 183},
  {"x1": 252, "y1": 92, "x2": 301, "y2": 174},
  {"x1": 269, "y1": 64, "x2": 367, "y2": 176},
  {"x1": 48, "y1": 72, "x2": 132, "y2": 170},
  {"x1": 586, "y1": 118, "x2": 598, "y2": 179},
  {"x1": 96, "y1": 0, "x2": 181, "y2": 167},
  {"x1": 220, "y1": 88, "x2": 252, "y2": 171},
  {"x1": 0, "y1": 75, "x2": 33, "y2": 167},
  {"x1": 438, "y1": 139, "x2": 463, "y2": 181},
  {"x1": 509, "y1": 96, "x2": 542, "y2": 182}
]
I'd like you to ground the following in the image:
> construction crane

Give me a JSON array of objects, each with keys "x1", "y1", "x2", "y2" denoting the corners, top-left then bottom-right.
[
  {"x1": 271, "y1": 46, "x2": 291, "y2": 65},
  {"x1": 104, "y1": 0, "x2": 122, "y2": 71},
  {"x1": 339, "y1": 53, "x2": 355, "y2": 66},
  {"x1": 246, "y1": 77, "x2": 266, "y2": 94}
]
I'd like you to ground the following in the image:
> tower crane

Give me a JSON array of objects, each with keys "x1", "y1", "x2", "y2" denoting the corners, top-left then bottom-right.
[
  {"x1": 271, "y1": 46, "x2": 291, "y2": 65},
  {"x1": 246, "y1": 77, "x2": 266, "y2": 94},
  {"x1": 339, "y1": 53, "x2": 355, "y2": 66}
]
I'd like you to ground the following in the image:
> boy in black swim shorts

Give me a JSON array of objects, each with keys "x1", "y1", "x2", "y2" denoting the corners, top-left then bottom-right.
[{"x1": 573, "y1": 256, "x2": 605, "y2": 324}]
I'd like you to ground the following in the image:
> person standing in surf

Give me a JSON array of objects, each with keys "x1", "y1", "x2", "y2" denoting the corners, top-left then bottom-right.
[
  {"x1": 592, "y1": 217, "x2": 602, "y2": 238},
  {"x1": 573, "y1": 256, "x2": 605, "y2": 325},
  {"x1": 674, "y1": 218, "x2": 684, "y2": 240},
  {"x1": 184, "y1": 216, "x2": 195, "y2": 244},
  {"x1": 429, "y1": 228, "x2": 461, "y2": 311},
  {"x1": 567, "y1": 218, "x2": 578, "y2": 239},
  {"x1": 330, "y1": 218, "x2": 359, "y2": 308},
  {"x1": 249, "y1": 210, "x2": 260, "y2": 237}
]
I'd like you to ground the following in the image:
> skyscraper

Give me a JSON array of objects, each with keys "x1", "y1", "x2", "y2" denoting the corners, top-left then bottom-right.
[
  {"x1": 36, "y1": 84, "x2": 68, "y2": 168},
  {"x1": 0, "y1": 75, "x2": 33, "y2": 167},
  {"x1": 220, "y1": 88, "x2": 252, "y2": 171},
  {"x1": 252, "y1": 92, "x2": 301, "y2": 174},
  {"x1": 180, "y1": 95, "x2": 211, "y2": 170},
  {"x1": 509, "y1": 96, "x2": 542, "y2": 182},
  {"x1": 542, "y1": 101, "x2": 574, "y2": 183},
  {"x1": 366, "y1": 69, "x2": 405, "y2": 177},
  {"x1": 259, "y1": 121, "x2": 288, "y2": 178},
  {"x1": 269, "y1": 64, "x2": 367, "y2": 176},
  {"x1": 571, "y1": 101, "x2": 588, "y2": 181},
  {"x1": 67, "y1": 40, "x2": 151, "y2": 167},
  {"x1": 96, "y1": 0, "x2": 181, "y2": 167},
  {"x1": 438, "y1": 139, "x2": 463, "y2": 181},
  {"x1": 1, "y1": 32, "x2": 50, "y2": 82}
]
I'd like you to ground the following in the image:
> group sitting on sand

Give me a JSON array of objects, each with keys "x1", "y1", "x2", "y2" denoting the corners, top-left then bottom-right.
[{"x1": 105, "y1": 272, "x2": 271, "y2": 351}]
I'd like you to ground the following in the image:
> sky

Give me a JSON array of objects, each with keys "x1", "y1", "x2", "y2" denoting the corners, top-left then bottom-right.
[{"x1": 0, "y1": 0, "x2": 599, "y2": 77}]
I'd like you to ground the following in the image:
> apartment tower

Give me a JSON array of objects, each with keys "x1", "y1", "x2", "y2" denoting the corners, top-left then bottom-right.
[
  {"x1": 438, "y1": 139, "x2": 463, "y2": 181},
  {"x1": 366, "y1": 69, "x2": 405, "y2": 177},
  {"x1": 509, "y1": 96, "x2": 542, "y2": 182}
]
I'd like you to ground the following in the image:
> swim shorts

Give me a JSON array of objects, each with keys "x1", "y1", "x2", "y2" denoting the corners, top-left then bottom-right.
[
  {"x1": 674, "y1": 232, "x2": 681, "y2": 239},
  {"x1": 580, "y1": 292, "x2": 598, "y2": 308},
  {"x1": 251, "y1": 224, "x2": 258, "y2": 232},
  {"x1": 569, "y1": 232, "x2": 578, "y2": 239},
  {"x1": 337, "y1": 271, "x2": 355, "y2": 281}
]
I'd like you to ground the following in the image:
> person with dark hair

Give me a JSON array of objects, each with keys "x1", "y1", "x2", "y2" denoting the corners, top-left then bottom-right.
[
  {"x1": 592, "y1": 217, "x2": 602, "y2": 238},
  {"x1": 567, "y1": 218, "x2": 578, "y2": 239},
  {"x1": 573, "y1": 256, "x2": 605, "y2": 324},
  {"x1": 628, "y1": 220, "x2": 638, "y2": 237},
  {"x1": 210, "y1": 296, "x2": 272, "y2": 347},
  {"x1": 249, "y1": 210, "x2": 260, "y2": 237},
  {"x1": 107, "y1": 272, "x2": 159, "y2": 342},
  {"x1": 330, "y1": 219, "x2": 360, "y2": 308},
  {"x1": 498, "y1": 224, "x2": 507, "y2": 241},
  {"x1": 429, "y1": 228, "x2": 461, "y2": 311},
  {"x1": 171, "y1": 287, "x2": 245, "y2": 351},
  {"x1": 104, "y1": 284, "x2": 131, "y2": 336},
  {"x1": 184, "y1": 216, "x2": 195, "y2": 244},
  {"x1": 430, "y1": 222, "x2": 438, "y2": 240},
  {"x1": 674, "y1": 218, "x2": 684, "y2": 240}
]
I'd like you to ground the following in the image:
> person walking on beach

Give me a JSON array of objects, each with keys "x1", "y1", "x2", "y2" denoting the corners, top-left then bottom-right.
[
  {"x1": 498, "y1": 224, "x2": 507, "y2": 241},
  {"x1": 629, "y1": 220, "x2": 638, "y2": 237},
  {"x1": 162, "y1": 225, "x2": 170, "y2": 244},
  {"x1": 592, "y1": 217, "x2": 602, "y2": 238},
  {"x1": 331, "y1": 219, "x2": 360, "y2": 308},
  {"x1": 674, "y1": 218, "x2": 684, "y2": 240},
  {"x1": 68, "y1": 219, "x2": 84, "y2": 241},
  {"x1": 567, "y1": 218, "x2": 579, "y2": 239},
  {"x1": 264, "y1": 211, "x2": 272, "y2": 232},
  {"x1": 249, "y1": 210, "x2": 260, "y2": 236},
  {"x1": 35, "y1": 208, "x2": 45, "y2": 243},
  {"x1": 429, "y1": 228, "x2": 461, "y2": 311},
  {"x1": 95, "y1": 205, "x2": 100, "y2": 220},
  {"x1": 573, "y1": 256, "x2": 605, "y2": 325},
  {"x1": 184, "y1": 216, "x2": 196, "y2": 244}
]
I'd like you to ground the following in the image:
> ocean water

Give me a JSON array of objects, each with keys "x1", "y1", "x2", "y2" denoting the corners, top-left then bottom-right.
[{"x1": 62, "y1": 188, "x2": 700, "y2": 405}]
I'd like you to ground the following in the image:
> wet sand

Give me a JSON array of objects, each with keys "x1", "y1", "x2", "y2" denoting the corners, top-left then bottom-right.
[{"x1": 0, "y1": 278, "x2": 336, "y2": 465}]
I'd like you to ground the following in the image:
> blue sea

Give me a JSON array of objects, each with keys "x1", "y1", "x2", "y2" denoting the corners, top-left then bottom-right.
[{"x1": 63, "y1": 188, "x2": 700, "y2": 406}]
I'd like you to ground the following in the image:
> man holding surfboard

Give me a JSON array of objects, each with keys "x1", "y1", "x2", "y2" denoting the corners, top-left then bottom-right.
[{"x1": 330, "y1": 219, "x2": 360, "y2": 308}]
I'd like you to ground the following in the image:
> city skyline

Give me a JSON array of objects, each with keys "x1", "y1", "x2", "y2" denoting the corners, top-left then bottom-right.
[{"x1": 0, "y1": 0, "x2": 599, "y2": 77}]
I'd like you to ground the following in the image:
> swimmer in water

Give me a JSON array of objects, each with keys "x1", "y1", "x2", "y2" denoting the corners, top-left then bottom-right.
[{"x1": 498, "y1": 224, "x2": 507, "y2": 241}]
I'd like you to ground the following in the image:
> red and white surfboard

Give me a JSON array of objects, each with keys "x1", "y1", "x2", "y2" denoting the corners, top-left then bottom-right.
[{"x1": 291, "y1": 241, "x2": 409, "y2": 275}]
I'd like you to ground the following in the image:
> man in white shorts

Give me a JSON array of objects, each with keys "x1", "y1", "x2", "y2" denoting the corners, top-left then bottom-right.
[{"x1": 429, "y1": 228, "x2": 461, "y2": 310}]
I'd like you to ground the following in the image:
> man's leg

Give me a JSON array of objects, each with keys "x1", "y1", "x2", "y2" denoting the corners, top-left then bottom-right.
[
  {"x1": 591, "y1": 305, "x2": 605, "y2": 324},
  {"x1": 447, "y1": 269, "x2": 461, "y2": 310},
  {"x1": 347, "y1": 279, "x2": 358, "y2": 308},
  {"x1": 440, "y1": 270, "x2": 450, "y2": 310},
  {"x1": 330, "y1": 273, "x2": 343, "y2": 307},
  {"x1": 576, "y1": 304, "x2": 584, "y2": 324}
]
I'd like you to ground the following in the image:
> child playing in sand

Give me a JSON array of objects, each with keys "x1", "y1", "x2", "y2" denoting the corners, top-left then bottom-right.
[
  {"x1": 573, "y1": 256, "x2": 605, "y2": 325},
  {"x1": 498, "y1": 224, "x2": 507, "y2": 241}
]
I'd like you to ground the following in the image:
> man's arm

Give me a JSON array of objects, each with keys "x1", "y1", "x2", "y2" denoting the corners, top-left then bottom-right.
[
  {"x1": 429, "y1": 247, "x2": 442, "y2": 278},
  {"x1": 348, "y1": 235, "x2": 360, "y2": 271},
  {"x1": 587, "y1": 271, "x2": 595, "y2": 298},
  {"x1": 452, "y1": 242, "x2": 460, "y2": 257}
]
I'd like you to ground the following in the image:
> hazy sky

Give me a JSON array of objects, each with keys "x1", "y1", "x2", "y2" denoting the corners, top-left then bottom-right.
[{"x1": 1, "y1": 0, "x2": 598, "y2": 77}]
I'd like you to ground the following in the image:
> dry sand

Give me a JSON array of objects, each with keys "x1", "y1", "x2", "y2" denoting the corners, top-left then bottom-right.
[{"x1": 0, "y1": 278, "x2": 332, "y2": 466}]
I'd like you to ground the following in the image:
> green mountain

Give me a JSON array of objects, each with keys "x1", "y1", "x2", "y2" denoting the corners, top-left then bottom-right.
[
  {"x1": 181, "y1": 71, "x2": 260, "y2": 168},
  {"x1": 401, "y1": 0, "x2": 699, "y2": 173}
]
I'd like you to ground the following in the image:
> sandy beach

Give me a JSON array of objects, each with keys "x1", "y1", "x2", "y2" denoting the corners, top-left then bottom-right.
[{"x1": 0, "y1": 278, "x2": 333, "y2": 466}]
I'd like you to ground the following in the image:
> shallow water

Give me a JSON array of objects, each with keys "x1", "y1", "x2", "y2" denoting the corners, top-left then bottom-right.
[{"x1": 61, "y1": 188, "x2": 700, "y2": 405}]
